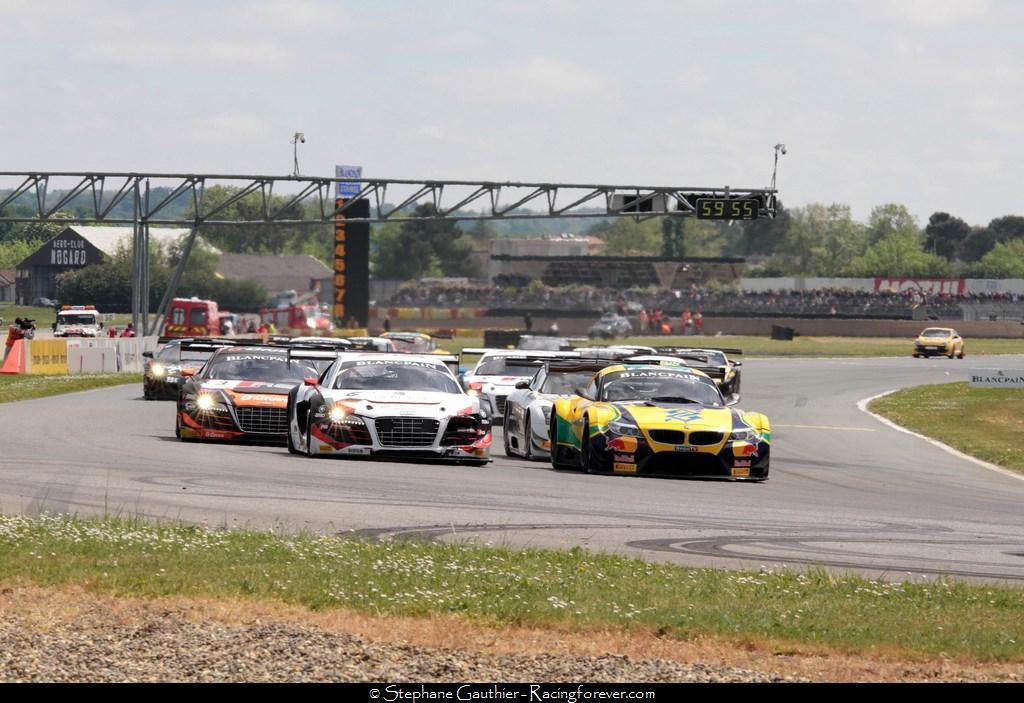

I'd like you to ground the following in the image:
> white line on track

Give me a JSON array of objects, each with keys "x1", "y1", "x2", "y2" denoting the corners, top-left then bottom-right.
[
  {"x1": 773, "y1": 424, "x2": 875, "y2": 431},
  {"x1": 856, "y1": 389, "x2": 1024, "y2": 483}
]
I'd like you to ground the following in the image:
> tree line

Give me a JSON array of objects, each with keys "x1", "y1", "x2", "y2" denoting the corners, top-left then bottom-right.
[{"x1": 4, "y1": 187, "x2": 1024, "y2": 281}]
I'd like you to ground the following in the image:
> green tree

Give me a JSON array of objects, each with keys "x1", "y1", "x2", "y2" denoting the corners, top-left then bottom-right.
[
  {"x1": 848, "y1": 230, "x2": 952, "y2": 277},
  {"x1": 964, "y1": 239, "x2": 1024, "y2": 277},
  {"x1": 923, "y1": 212, "x2": 971, "y2": 261},
  {"x1": 866, "y1": 203, "x2": 919, "y2": 246},
  {"x1": 598, "y1": 218, "x2": 662, "y2": 256},
  {"x1": 660, "y1": 218, "x2": 685, "y2": 257},
  {"x1": 735, "y1": 202, "x2": 791, "y2": 256},
  {"x1": 770, "y1": 203, "x2": 864, "y2": 275}
]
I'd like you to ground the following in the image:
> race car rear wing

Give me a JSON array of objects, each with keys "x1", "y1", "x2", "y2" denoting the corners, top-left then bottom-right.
[
  {"x1": 654, "y1": 346, "x2": 743, "y2": 356},
  {"x1": 460, "y1": 348, "x2": 581, "y2": 359}
]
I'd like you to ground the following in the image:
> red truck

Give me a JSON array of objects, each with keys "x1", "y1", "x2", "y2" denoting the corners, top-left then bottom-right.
[
  {"x1": 163, "y1": 297, "x2": 221, "y2": 338},
  {"x1": 259, "y1": 290, "x2": 333, "y2": 335}
]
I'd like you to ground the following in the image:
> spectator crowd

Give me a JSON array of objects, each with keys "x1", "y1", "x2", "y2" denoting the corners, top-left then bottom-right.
[{"x1": 383, "y1": 282, "x2": 1024, "y2": 320}]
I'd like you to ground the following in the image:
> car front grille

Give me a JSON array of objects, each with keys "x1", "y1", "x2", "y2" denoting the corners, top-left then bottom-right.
[
  {"x1": 648, "y1": 429, "x2": 686, "y2": 444},
  {"x1": 688, "y1": 431, "x2": 724, "y2": 445},
  {"x1": 236, "y1": 407, "x2": 288, "y2": 435},
  {"x1": 647, "y1": 429, "x2": 724, "y2": 446},
  {"x1": 375, "y1": 417, "x2": 440, "y2": 447}
]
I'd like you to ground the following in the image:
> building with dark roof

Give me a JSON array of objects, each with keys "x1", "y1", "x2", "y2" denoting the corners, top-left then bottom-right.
[
  {"x1": 215, "y1": 253, "x2": 333, "y2": 298},
  {"x1": 15, "y1": 225, "x2": 196, "y2": 304}
]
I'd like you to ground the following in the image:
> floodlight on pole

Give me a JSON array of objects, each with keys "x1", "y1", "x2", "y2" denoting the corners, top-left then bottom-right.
[
  {"x1": 770, "y1": 143, "x2": 786, "y2": 192},
  {"x1": 291, "y1": 132, "x2": 306, "y2": 177}
]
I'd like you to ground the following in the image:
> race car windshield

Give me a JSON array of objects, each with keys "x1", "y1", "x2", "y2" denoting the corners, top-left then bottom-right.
[
  {"x1": 206, "y1": 356, "x2": 318, "y2": 382},
  {"x1": 921, "y1": 329, "x2": 950, "y2": 338},
  {"x1": 542, "y1": 371, "x2": 595, "y2": 395},
  {"x1": 333, "y1": 363, "x2": 460, "y2": 393},
  {"x1": 58, "y1": 314, "x2": 97, "y2": 325},
  {"x1": 600, "y1": 372, "x2": 723, "y2": 406},
  {"x1": 389, "y1": 337, "x2": 433, "y2": 353},
  {"x1": 474, "y1": 358, "x2": 540, "y2": 376}
]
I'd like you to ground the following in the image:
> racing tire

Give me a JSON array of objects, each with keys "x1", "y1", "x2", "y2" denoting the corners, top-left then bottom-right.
[
  {"x1": 523, "y1": 416, "x2": 534, "y2": 461},
  {"x1": 959, "y1": 348, "x2": 966, "y2": 359},
  {"x1": 286, "y1": 391, "x2": 301, "y2": 455},
  {"x1": 580, "y1": 421, "x2": 593, "y2": 474},
  {"x1": 175, "y1": 412, "x2": 181, "y2": 439},
  {"x1": 503, "y1": 415, "x2": 516, "y2": 458},
  {"x1": 549, "y1": 416, "x2": 575, "y2": 471}
]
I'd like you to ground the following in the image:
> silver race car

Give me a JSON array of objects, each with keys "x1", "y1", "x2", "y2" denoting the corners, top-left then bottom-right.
[
  {"x1": 287, "y1": 352, "x2": 492, "y2": 465},
  {"x1": 503, "y1": 360, "x2": 611, "y2": 460},
  {"x1": 460, "y1": 349, "x2": 575, "y2": 422}
]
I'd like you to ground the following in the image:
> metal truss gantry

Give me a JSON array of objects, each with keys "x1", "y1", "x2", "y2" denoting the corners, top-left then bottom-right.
[{"x1": 0, "y1": 171, "x2": 778, "y2": 335}]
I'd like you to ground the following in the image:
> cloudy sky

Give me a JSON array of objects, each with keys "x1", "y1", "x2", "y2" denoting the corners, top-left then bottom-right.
[{"x1": 1, "y1": 0, "x2": 1021, "y2": 225}]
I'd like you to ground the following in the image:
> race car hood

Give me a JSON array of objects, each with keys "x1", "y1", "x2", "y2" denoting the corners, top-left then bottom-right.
[
  {"x1": 199, "y1": 380, "x2": 297, "y2": 407},
  {"x1": 612, "y1": 402, "x2": 736, "y2": 432},
  {"x1": 326, "y1": 390, "x2": 480, "y2": 417}
]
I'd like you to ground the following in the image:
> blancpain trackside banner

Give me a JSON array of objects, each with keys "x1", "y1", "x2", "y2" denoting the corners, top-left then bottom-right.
[{"x1": 969, "y1": 369, "x2": 1024, "y2": 388}]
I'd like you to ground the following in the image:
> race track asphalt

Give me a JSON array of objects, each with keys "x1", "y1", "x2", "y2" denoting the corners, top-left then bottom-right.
[{"x1": 3, "y1": 355, "x2": 1024, "y2": 583}]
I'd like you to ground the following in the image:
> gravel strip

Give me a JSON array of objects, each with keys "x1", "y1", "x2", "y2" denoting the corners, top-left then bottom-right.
[{"x1": 0, "y1": 600, "x2": 799, "y2": 682}]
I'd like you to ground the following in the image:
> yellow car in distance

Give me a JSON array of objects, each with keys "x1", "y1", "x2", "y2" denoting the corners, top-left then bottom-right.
[{"x1": 912, "y1": 327, "x2": 965, "y2": 359}]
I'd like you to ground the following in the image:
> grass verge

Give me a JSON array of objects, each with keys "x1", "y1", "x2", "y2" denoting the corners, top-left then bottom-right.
[
  {"x1": 0, "y1": 373, "x2": 142, "y2": 403},
  {"x1": 1, "y1": 514, "x2": 1021, "y2": 661},
  {"x1": 447, "y1": 334, "x2": 1024, "y2": 358},
  {"x1": 870, "y1": 382, "x2": 1024, "y2": 472}
]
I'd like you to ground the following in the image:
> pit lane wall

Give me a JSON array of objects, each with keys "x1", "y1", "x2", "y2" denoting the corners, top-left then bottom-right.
[{"x1": 20, "y1": 337, "x2": 158, "y2": 374}]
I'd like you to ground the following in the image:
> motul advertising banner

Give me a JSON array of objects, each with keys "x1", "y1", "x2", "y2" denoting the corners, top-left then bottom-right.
[{"x1": 874, "y1": 278, "x2": 966, "y2": 295}]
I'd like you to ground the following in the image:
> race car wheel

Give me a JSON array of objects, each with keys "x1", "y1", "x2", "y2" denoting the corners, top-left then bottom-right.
[
  {"x1": 959, "y1": 348, "x2": 966, "y2": 359},
  {"x1": 580, "y1": 421, "x2": 593, "y2": 474},
  {"x1": 286, "y1": 391, "x2": 301, "y2": 455},
  {"x1": 549, "y1": 416, "x2": 574, "y2": 471},
  {"x1": 523, "y1": 416, "x2": 534, "y2": 461},
  {"x1": 175, "y1": 412, "x2": 181, "y2": 439},
  {"x1": 503, "y1": 415, "x2": 515, "y2": 458}
]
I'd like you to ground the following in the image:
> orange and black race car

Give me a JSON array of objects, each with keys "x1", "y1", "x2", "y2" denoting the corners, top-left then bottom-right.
[{"x1": 176, "y1": 345, "x2": 325, "y2": 443}]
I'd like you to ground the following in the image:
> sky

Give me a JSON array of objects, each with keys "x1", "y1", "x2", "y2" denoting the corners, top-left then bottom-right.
[{"x1": 1, "y1": 0, "x2": 1021, "y2": 226}]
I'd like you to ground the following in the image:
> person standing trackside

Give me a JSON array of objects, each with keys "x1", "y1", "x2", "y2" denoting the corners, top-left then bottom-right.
[
  {"x1": 524, "y1": 311, "x2": 533, "y2": 331},
  {"x1": 4, "y1": 318, "x2": 25, "y2": 361}
]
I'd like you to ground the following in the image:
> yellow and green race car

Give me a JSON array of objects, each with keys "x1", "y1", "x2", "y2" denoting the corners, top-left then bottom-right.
[{"x1": 549, "y1": 362, "x2": 770, "y2": 480}]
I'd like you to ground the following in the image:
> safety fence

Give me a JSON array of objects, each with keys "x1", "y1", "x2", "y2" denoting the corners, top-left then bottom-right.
[{"x1": 2, "y1": 336, "x2": 159, "y2": 375}]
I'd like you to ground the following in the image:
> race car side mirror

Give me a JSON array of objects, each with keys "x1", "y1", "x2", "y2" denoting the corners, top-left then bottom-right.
[
  {"x1": 726, "y1": 394, "x2": 740, "y2": 406},
  {"x1": 515, "y1": 381, "x2": 530, "y2": 390},
  {"x1": 142, "y1": 351, "x2": 153, "y2": 359},
  {"x1": 574, "y1": 386, "x2": 593, "y2": 400},
  {"x1": 303, "y1": 377, "x2": 319, "y2": 387},
  {"x1": 181, "y1": 368, "x2": 196, "y2": 377}
]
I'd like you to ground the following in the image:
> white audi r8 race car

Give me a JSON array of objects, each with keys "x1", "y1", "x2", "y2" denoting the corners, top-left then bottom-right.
[
  {"x1": 460, "y1": 349, "x2": 576, "y2": 421},
  {"x1": 503, "y1": 360, "x2": 610, "y2": 460},
  {"x1": 286, "y1": 353, "x2": 492, "y2": 465}
]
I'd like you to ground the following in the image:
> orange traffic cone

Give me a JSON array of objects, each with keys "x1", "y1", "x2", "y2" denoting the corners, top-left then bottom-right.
[{"x1": 0, "y1": 339, "x2": 27, "y2": 374}]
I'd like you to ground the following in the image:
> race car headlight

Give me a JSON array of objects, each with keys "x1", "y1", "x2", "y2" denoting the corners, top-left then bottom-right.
[
  {"x1": 730, "y1": 428, "x2": 758, "y2": 442},
  {"x1": 467, "y1": 381, "x2": 483, "y2": 397},
  {"x1": 608, "y1": 420, "x2": 642, "y2": 436},
  {"x1": 151, "y1": 363, "x2": 166, "y2": 377},
  {"x1": 196, "y1": 393, "x2": 229, "y2": 413}
]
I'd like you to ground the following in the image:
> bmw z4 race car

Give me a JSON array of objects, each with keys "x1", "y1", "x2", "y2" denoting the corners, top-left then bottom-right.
[
  {"x1": 287, "y1": 353, "x2": 492, "y2": 464},
  {"x1": 503, "y1": 361, "x2": 608, "y2": 460},
  {"x1": 176, "y1": 346, "x2": 322, "y2": 443},
  {"x1": 550, "y1": 363, "x2": 770, "y2": 480}
]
